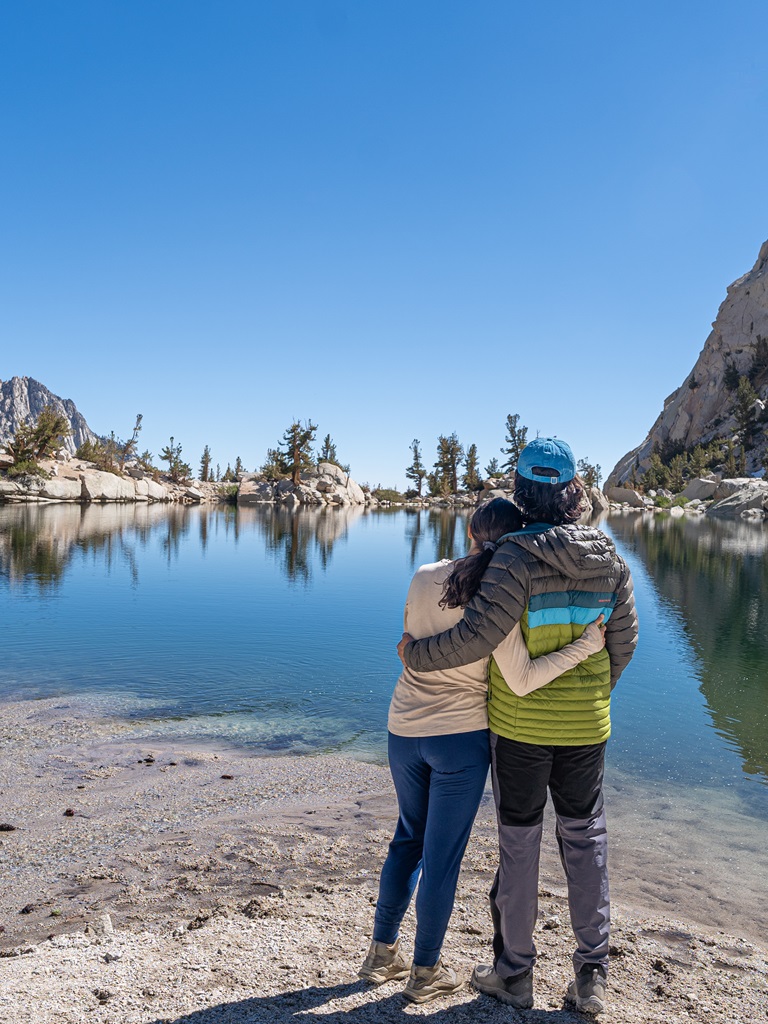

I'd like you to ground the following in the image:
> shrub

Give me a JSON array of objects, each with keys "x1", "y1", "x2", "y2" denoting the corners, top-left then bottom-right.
[
  {"x1": 654, "y1": 496, "x2": 671, "y2": 508},
  {"x1": 373, "y1": 487, "x2": 406, "y2": 503}
]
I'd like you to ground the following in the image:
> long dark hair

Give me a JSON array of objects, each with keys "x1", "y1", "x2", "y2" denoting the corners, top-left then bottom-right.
[
  {"x1": 513, "y1": 473, "x2": 588, "y2": 525},
  {"x1": 440, "y1": 497, "x2": 524, "y2": 609}
]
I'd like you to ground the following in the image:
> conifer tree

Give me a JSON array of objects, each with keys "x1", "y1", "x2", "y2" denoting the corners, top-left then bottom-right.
[
  {"x1": 319, "y1": 434, "x2": 338, "y2": 465},
  {"x1": 735, "y1": 375, "x2": 758, "y2": 451},
  {"x1": 117, "y1": 414, "x2": 143, "y2": 470},
  {"x1": 199, "y1": 445, "x2": 212, "y2": 482},
  {"x1": 689, "y1": 445, "x2": 708, "y2": 478},
  {"x1": 485, "y1": 457, "x2": 501, "y2": 478},
  {"x1": 159, "y1": 437, "x2": 192, "y2": 483},
  {"x1": 279, "y1": 420, "x2": 318, "y2": 485},
  {"x1": 433, "y1": 433, "x2": 463, "y2": 494},
  {"x1": 577, "y1": 458, "x2": 601, "y2": 488},
  {"x1": 405, "y1": 439, "x2": 427, "y2": 496},
  {"x1": 462, "y1": 443, "x2": 480, "y2": 490},
  {"x1": 234, "y1": 455, "x2": 244, "y2": 477},
  {"x1": 667, "y1": 453, "x2": 688, "y2": 493},
  {"x1": 500, "y1": 413, "x2": 528, "y2": 473}
]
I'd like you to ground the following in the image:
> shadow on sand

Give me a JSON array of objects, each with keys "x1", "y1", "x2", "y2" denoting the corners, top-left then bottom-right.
[{"x1": 149, "y1": 978, "x2": 589, "y2": 1024}]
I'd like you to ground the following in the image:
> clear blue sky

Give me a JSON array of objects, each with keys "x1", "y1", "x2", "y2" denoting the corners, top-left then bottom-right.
[{"x1": 2, "y1": 1, "x2": 767, "y2": 486}]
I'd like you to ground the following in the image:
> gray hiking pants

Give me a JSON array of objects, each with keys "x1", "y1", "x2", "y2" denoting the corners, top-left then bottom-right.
[{"x1": 489, "y1": 733, "x2": 610, "y2": 978}]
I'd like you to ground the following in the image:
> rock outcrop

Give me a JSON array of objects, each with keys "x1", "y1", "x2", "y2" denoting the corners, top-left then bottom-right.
[
  {"x1": 608, "y1": 240, "x2": 768, "y2": 485},
  {"x1": 0, "y1": 376, "x2": 100, "y2": 454},
  {"x1": 238, "y1": 463, "x2": 367, "y2": 507}
]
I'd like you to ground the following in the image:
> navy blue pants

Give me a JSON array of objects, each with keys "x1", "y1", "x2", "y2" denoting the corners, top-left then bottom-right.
[{"x1": 373, "y1": 729, "x2": 490, "y2": 967}]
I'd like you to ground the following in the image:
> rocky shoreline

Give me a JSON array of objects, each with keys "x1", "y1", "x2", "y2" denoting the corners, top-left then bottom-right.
[{"x1": 1, "y1": 697, "x2": 766, "y2": 1023}]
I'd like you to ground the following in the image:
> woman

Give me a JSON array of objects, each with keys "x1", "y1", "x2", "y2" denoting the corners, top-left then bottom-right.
[{"x1": 358, "y1": 498, "x2": 605, "y2": 1003}]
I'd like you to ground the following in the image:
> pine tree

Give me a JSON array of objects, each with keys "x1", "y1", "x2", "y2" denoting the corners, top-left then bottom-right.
[
  {"x1": 462, "y1": 443, "x2": 480, "y2": 490},
  {"x1": 261, "y1": 448, "x2": 284, "y2": 481},
  {"x1": 724, "y1": 362, "x2": 740, "y2": 390},
  {"x1": 577, "y1": 458, "x2": 601, "y2": 488},
  {"x1": 222, "y1": 463, "x2": 236, "y2": 482},
  {"x1": 735, "y1": 375, "x2": 758, "y2": 452},
  {"x1": 159, "y1": 437, "x2": 192, "y2": 483},
  {"x1": 485, "y1": 457, "x2": 501, "y2": 478},
  {"x1": 689, "y1": 445, "x2": 708, "y2": 478},
  {"x1": 279, "y1": 420, "x2": 318, "y2": 485},
  {"x1": 433, "y1": 433, "x2": 463, "y2": 494},
  {"x1": 117, "y1": 414, "x2": 143, "y2": 470},
  {"x1": 3, "y1": 406, "x2": 72, "y2": 472},
  {"x1": 234, "y1": 455, "x2": 244, "y2": 477},
  {"x1": 667, "y1": 453, "x2": 688, "y2": 493},
  {"x1": 724, "y1": 439, "x2": 737, "y2": 477},
  {"x1": 405, "y1": 439, "x2": 427, "y2": 496},
  {"x1": 500, "y1": 413, "x2": 528, "y2": 473},
  {"x1": 215, "y1": 463, "x2": 221, "y2": 482},
  {"x1": 199, "y1": 445, "x2": 212, "y2": 482},
  {"x1": 643, "y1": 452, "x2": 669, "y2": 491},
  {"x1": 319, "y1": 434, "x2": 338, "y2": 465}
]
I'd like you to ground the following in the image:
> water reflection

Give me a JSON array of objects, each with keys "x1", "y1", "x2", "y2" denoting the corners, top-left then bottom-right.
[
  {"x1": 608, "y1": 512, "x2": 768, "y2": 783},
  {"x1": 402, "y1": 507, "x2": 471, "y2": 570},
  {"x1": 243, "y1": 504, "x2": 365, "y2": 582},
  {"x1": 0, "y1": 502, "x2": 373, "y2": 589}
]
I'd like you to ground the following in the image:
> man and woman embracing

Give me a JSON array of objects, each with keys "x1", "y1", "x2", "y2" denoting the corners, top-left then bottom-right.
[{"x1": 359, "y1": 437, "x2": 638, "y2": 1015}]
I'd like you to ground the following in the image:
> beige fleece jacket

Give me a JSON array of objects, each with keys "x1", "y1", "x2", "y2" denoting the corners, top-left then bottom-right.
[{"x1": 388, "y1": 559, "x2": 604, "y2": 738}]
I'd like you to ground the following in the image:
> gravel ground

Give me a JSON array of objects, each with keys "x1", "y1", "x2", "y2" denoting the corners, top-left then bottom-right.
[{"x1": 1, "y1": 698, "x2": 766, "y2": 1024}]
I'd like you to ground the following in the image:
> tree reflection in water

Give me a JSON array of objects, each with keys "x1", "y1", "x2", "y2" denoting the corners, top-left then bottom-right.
[{"x1": 608, "y1": 512, "x2": 768, "y2": 785}]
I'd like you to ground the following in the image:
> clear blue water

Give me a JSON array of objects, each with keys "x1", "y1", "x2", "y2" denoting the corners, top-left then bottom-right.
[{"x1": 1, "y1": 502, "x2": 766, "y2": 825}]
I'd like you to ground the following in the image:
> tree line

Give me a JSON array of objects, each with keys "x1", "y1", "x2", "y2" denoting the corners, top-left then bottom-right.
[
  {"x1": 403, "y1": 414, "x2": 601, "y2": 498},
  {"x1": 2, "y1": 407, "x2": 604, "y2": 497}
]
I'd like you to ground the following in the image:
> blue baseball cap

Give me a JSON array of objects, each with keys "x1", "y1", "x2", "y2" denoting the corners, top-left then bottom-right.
[{"x1": 516, "y1": 438, "x2": 576, "y2": 485}]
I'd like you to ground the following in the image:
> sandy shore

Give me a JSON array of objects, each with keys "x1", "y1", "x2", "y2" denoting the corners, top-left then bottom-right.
[{"x1": 0, "y1": 697, "x2": 766, "y2": 1023}]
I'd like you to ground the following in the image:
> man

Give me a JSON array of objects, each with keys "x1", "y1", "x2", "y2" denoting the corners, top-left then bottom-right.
[{"x1": 398, "y1": 437, "x2": 638, "y2": 1014}]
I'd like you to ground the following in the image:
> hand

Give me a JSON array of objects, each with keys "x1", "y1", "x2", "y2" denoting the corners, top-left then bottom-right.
[
  {"x1": 397, "y1": 632, "x2": 415, "y2": 666},
  {"x1": 595, "y1": 613, "x2": 606, "y2": 646}
]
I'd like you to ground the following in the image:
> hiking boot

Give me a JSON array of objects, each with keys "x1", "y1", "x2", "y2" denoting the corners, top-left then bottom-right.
[
  {"x1": 403, "y1": 960, "x2": 464, "y2": 1003},
  {"x1": 471, "y1": 963, "x2": 534, "y2": 1009},
  {"x1": 566, "y1": 963, "x2": 607, "y2": 1015},
  {"x1": 358, "y1": 938, "x2": 411, "y2": 984}
]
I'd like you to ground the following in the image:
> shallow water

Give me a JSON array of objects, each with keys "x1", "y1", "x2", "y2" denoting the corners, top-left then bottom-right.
[{"x1": 1, "y1": 502, "x2": 766, "y2": 824}]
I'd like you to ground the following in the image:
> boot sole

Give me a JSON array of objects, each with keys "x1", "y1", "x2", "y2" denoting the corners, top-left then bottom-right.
[
  {"x1": 567, "y1": 994, "x2": 605, "y2": 1015},
  {"x1": 471, "y1": 978, "x2": 533, "y2": 1009},
  {"x1": 403, "y1": 981, "x2": 464, "y2": 1004},
  {"x1": 565, "y1": 987, "x2": 606, "y2": 1011},
  {"x1": 358, "y1": 966, "x2": 411, "y2": 984}
]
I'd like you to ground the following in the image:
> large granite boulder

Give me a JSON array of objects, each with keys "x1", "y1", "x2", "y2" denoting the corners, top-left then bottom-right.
[
  {"x1": 605, "y1": 486, "x2": 646, "y2": 508},
  {"x1": 238, "y1": 476, "x2": 275, "y2": 504},
  {"x1": 712, "y1": 478, "x2": 755, "y2": 501},
  {"x1": 80, "y1": 470, "x2": 136, "y2": 502},
  {"x1": 681, "y1": 478, "x2": 718, "y2": 501},
  {"x1": 39, "y1": 478, "x2": 83, "y2": 501},
  {"x1": 587, "y1": 487, "x2": 609, "y2": 512},
  {"x1": 707, "y1": 482, "x2": 768, "y2": 518}
]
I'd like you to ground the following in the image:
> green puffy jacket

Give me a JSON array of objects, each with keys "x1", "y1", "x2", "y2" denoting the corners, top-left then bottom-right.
[{"x1": 403, "y1": 524, "x2": 638, "y2": 746}]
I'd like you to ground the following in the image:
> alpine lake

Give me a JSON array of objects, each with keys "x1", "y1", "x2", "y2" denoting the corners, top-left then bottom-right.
[{"x1": 1, "y1": 501, "x2": 767, "y2": 936}]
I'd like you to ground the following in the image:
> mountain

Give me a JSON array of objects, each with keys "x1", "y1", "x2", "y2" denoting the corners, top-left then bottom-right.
[
  {"x1": 608, "y1": 239, "x2": 768, "y2": 485},
  {"x1": 0, "y1": 376, "x2": 100, "y2": 455}
]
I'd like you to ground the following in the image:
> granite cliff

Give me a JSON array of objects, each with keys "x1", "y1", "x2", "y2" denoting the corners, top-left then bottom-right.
[
  {"x1": 608, "y1": 239, "x2": 768, "y2": 485},
  {"x1": 0, "y1": 376, "x2": 100, "y2": 454}
]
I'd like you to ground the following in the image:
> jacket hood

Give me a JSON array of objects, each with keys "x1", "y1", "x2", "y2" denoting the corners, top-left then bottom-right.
[{"x1": 502, "y1": 525, "x2": 618, "y2": 578}]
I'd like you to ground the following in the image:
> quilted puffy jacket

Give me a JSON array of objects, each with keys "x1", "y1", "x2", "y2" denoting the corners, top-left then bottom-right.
[{"x1": 402, "y1": 524, "x2": 638, "y2": 746}]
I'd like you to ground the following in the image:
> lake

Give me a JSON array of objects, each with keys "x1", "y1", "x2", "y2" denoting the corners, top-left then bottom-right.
[{"x1": 1, "y1": 501, "x2": 767, "y2": 823}]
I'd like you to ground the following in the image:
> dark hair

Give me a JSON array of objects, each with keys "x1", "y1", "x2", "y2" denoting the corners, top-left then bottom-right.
[
  {"x1": 513, "y1": 472, "x2": 588, "y2": 525},
  {"x1": 440, "y1": 497, "x2": 524, "y2": 609}
]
